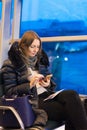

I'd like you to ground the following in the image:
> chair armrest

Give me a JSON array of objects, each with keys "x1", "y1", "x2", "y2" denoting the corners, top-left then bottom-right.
[{"x1": 0, "y1": 106, "x2": 25, "y2": 130}]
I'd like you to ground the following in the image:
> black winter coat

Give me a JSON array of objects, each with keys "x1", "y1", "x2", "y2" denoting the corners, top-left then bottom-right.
[
  {"x1": 2, "y1": 41, "x2": 56, "y2": 98},
  {"x1": 1, "y1": 41, "x2": 56, "y2": 126}
]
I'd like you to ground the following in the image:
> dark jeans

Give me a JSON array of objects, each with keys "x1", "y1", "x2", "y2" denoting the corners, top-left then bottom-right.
[{"x1": 38, "y1": 90, "x2": 87, "y2": 130}]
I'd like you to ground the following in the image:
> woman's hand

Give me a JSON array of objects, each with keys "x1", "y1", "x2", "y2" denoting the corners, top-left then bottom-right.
[
  {"x1": 29, "y1": 74, "x2": 44, "y2": 88},
  {"x1": 39, "y1": 74, "x2": 52, "y2": 87},
  {"x1": 39, "y1": 77, "x2": 51, "y2": 87}
]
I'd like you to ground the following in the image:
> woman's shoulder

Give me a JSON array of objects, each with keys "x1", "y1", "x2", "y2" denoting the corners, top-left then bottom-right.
[{"x1": 2, "y1": 59, "x2": 14, "y2": 69}]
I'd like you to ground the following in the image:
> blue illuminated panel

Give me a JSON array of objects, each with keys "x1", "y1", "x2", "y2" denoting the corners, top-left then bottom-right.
[
  {"x1": 42, "y1": 41, "x2": 87, "y2": 94},
  {"x1": 20, "y1": 0, "x2": 87, "y2": 37},
  {"x1": 0, "y1": 2, "x2": 2, "y2": 20}
]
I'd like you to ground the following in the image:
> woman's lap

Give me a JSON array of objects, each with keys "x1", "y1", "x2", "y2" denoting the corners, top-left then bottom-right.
[{"x1": 39, "y1": 90, "x2": 83, "y2": 121}]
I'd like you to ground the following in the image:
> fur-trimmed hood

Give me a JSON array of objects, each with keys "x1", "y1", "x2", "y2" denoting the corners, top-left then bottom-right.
[
  {"x1": 8, "y1": 41, "x2": 26, "y2": 70},
  {"x1": 8, "y1": 41, "x2": 49, "y2": 71}
]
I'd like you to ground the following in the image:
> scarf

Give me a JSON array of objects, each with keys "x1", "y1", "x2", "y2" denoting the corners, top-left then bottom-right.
[
  {"x1": 27, "y1": 56, "x2": 38, "y2": 79},
  {"x1": 28, "y1": 56, "x2": 37, "y2": 70}
]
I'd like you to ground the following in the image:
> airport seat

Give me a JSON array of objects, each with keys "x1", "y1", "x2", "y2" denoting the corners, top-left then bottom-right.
[{"x1": 0, "y1": 106, "x2": 64, "y2": 130}]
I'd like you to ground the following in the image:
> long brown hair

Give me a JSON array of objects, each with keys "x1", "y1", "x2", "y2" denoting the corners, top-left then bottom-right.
[
  {"x1": 19, "y1": 31, "x2": 42, "y2": 56},
  {"x1": 18, "y1": 31, "x2": 42, "y2": 68}
]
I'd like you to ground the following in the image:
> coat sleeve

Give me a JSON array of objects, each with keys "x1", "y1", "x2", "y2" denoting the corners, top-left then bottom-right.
[{"x1": 2, "y1": 62, "x2": 31, "y2": 96}]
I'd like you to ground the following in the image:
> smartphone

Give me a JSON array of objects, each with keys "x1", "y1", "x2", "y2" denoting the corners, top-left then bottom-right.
[{"x1": 44, "y1": 74, "x2": 53, "y2": 81}]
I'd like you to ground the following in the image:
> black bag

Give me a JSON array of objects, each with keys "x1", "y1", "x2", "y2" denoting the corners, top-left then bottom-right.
[{"x1": 0, "y1": 95, "x2": 35, "y2": 128}]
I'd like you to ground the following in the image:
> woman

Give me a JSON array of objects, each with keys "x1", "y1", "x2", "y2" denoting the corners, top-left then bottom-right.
[
  {"x1": 1, "y1": 31, "x2": 47, "y2": 130},
  {"x1": 2, "y1": 31, "x2": 87, "y2": 130}
]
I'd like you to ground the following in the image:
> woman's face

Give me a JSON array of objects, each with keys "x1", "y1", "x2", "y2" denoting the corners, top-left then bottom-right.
[{"x1": 27, "y1": 39, "x2": 40, "y2": 57}]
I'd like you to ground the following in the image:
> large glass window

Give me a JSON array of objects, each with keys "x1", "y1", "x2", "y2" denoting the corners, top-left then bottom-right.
[
  {"x1": 20, "y1": 0, "x2": 87, "y2": 37},
  {"x1": 13, "y1": 0, "x2": 87, "y2": 95},
  {"x1": 10, "y1": 0, "x2": 14, "y2": 35},
  {"x1": 42, "y1": 41, "x2": 87, "y2": 94},
  {"x1": 0, "y1": 1, "x2": 2, "y2": 24}
]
